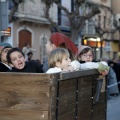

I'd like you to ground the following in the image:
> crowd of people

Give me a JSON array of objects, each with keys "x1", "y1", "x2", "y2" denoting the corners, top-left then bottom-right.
[{"x1": 0, "y1": 32, "x2": 119, "y2": 98}]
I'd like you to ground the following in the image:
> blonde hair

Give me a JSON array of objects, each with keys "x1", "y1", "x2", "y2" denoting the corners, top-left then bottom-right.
[
  {"x1": 48, "y1": 48, "x2": 70, "y2": 68},
  {"x1": 49, "y1": 39, "x2": 75, "y2": 60}
]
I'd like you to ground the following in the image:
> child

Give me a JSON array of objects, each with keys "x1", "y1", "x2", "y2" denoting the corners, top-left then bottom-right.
[
  {"x1": 77, "y1": 45, "x2": 109, "y2": 76},
  {"x1": 0, "y1": 43, "x2": 12, "y2": 72},
  {"x1": 7, "y1": 47, "x2": 43, "y2": 73},
  {"x1": 43, "y1": 32, "x2": 78, "y2": 72},
  {"x1": 46, "y1": 48, "x2": 80, "y2": 73}
]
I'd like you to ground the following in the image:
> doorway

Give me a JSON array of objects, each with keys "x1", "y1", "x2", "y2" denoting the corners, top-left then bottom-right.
[{"x1": 19, "y1": 30, "x2": 32, "y2": 49}]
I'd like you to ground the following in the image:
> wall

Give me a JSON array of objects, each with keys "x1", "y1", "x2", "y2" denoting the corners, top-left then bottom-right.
[{"x1": 12, "y1": 21, "x2": 51, "y2": 61}]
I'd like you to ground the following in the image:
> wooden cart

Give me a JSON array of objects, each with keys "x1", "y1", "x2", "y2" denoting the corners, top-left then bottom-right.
[{"x1": 0, "y1": 69, "x2": 107, "y2": 120}]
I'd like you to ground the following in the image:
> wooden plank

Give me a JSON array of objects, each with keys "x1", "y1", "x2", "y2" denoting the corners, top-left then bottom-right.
[
  {"x1": 78, "y1": 76, "x2": 93, "y2": 88},
  {"x1": 93, "y1": 113, "x2": 106, "y2": 120},
  {"x1": 58, "y1": 112, "x2": 75, "y2": 120},
  {"x1": 58, "y1": 103, "x2": 76, "y2": 117},
  {"x1": 0, "y1": 91, "x2": 50, "y2": 110},
  {"x1": 77, "y1": 107, "x2": 92, "y2": 120},
  {"x1": 60, "y1": 69, "x2": 99, "y2": 80},
  {"x1": 49, "y1": 74, "x2": 60, "y2": 120},
  {"x1": 93, "y1": 101, "x2": 106, "y2": 118},
  {"x1": 0, "y1": 110, "x2": 48, "y2": 120}
]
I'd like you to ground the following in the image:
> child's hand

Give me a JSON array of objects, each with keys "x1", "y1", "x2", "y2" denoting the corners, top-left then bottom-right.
[
  {"x1": 62, "y1": 65, "x2": 74, "y2": 72},
  {"x1": 70, "y1": 60, "x2": 81, "y2": 71},
  {"x1": 67, "y1": 65, "x2": 74, "y2": 72},
  {"x1": 98, "y1": 62, "x2": 109, "y2": 76},
  {"x1": 99, "y1": 69, "x2": 109, "y2": 76}
]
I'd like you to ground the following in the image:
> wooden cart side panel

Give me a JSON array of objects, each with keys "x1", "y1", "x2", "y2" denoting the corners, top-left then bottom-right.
[
  {"x1": 0, "y1": 73, "x2": 52, "y2": 120},
  {"x1": 92, "y1": 76, "x2": 107, "y2": 120},
  {"x1": 57, "y1": 78, "x2": 77, "y2": 120}
]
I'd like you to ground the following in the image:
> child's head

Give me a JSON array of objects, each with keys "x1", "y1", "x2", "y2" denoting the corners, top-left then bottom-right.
[
  {"x1": 45, "y1": 32, "x2": 78, "y2": 60},
  {"x1": 77, "y1": 45, "x2": 94, "y2": 62},
  {"x1": 48, "y1": 48, "x2": 71, "y2": 70},
  {"x1": 0, "y1": 46, "x2": 12, "y2": 64},
  {"x1": 7, "y1": 47, "x2": 26, "y2": 69}
]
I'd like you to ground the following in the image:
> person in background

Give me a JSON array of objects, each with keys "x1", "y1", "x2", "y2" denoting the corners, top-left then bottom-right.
[
  {"x1": 7, "y1": 47, "x2": 43, "y2": 73},
  {"x1": 77, "y1": 45, "x2": 109, "y2": 76},
  {"x1": 102, "y1": 58, "x2": 119, "y2": 98},
  {"x1": 22, "y1": 43, "x2": 36, "y2": 61},
  {"x1": 27, "y1": 51, "x2": 33, "y2": 61},
  {"x1": 0, "y1": 43, "x2": 12, "y2": 72},
  {"x1": 43, "y1": 32, "x2": 78, "y2": 72},
  {"x1": 108, "y1": 59, "x2": 120, "y2": 93},
  {"x1": 46, "y1": 48, "x2": 80, "y2": 73}
]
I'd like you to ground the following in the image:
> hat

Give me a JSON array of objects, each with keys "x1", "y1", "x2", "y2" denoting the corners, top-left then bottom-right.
[
  {"x1": 77, "y1": 45, "x2": 93, "y2": 55},
  {"x1": 50, "y1": 32, "x2": 78, "y2": 55},
  {"x1": 0, "y1": 42, "x2": 12, "y2": 48},
  {"x1": 0, "y1": 43, "x2": 12, "y2": 53}
]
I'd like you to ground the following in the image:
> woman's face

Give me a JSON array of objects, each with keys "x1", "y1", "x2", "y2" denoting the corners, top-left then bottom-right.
[
  {"x1": 45, "y1": 39, "x2": 56, "y2": 54},
  {"x1": 78, "y1": 50, "x2": 93, "y2": 62}
]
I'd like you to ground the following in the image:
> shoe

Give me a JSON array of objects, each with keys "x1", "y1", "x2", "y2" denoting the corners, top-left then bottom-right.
[{"x1": 110, "y1": 93, "x2": 119, "y2": 96}]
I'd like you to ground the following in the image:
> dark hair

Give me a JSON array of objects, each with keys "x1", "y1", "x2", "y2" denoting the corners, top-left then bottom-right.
[
  {"x1": 25, "y1": 43, "x2": 28, "y2": 46},
  {"x1": 27, "y1": 51, "x2": 33, "y2": 56},
  {"x1": 79, "y1": 48, "x2": 94, "y2": 56},
  {"x1": 7, "y1": 47, "x2": 24, "y2": 64}
]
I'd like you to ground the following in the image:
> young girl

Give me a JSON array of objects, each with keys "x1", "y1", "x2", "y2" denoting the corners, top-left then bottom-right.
[
  {"x1": 46, "y1": 48, "x2": 80, "y2": 73},
  {"x1": 7, "y1": 47, "x2": 43, "y2": 73},
  {"x1": 77, "y1": 45, "x2": 109, "y2": 76},
  {"x1": 43, "y1": 32, "x2": 78, "y2": 72}
]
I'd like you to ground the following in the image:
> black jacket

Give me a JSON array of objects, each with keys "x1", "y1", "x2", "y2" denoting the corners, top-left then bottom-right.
[
  {"x1": 7, "y1": 60, "x2": 43, "y2": 73},
  {"x1": 0, "y1": 62, "x2": 11, "y2": 72}
]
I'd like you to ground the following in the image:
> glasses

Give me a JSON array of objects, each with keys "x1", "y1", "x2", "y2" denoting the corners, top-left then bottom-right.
[{"x1": 82, "y1": 54, "x2": 93, "y2": 58}]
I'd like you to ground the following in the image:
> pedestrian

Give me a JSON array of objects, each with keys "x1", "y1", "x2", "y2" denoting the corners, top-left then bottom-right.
[
  {"x1": 27, "y1": 51, "x2": 33, "y2": 61},
  {"x1": 22, "y1": 43, "x2": 36, "y2": 61},
  {"x1": 77, "y1": 45, "x2": 109, "y2": 76},
  {"x1": 43, "y1": 32, "x2": 79, "y2": 72},
  {"x1": 0, "y1": 43, "x2": 12, "y2": 72},
  {"x1": 7, "y1": 47, "x2": 43, "y2": 73}
]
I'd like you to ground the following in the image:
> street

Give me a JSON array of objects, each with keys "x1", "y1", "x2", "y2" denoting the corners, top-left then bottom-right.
[{"x1": 107, "y1": 95, "x2": 120, "y2": 120}]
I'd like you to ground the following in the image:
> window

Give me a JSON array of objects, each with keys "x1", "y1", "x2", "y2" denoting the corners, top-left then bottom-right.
[
  {"x1": 104, "y1": 16, "x2": 106, "y2": 28},
  {"x1": 58, "y1": 0, "x2": 74, "y2": 28}
]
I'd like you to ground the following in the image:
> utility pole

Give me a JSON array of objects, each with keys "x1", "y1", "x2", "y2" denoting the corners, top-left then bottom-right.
[{"x1": 0, "y1": 0, "x2": 8, "y2": 42}]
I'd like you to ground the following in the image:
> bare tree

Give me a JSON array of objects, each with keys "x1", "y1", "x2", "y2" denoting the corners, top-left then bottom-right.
[
  {"x1": 112, "y1": 14, "x2": 120, "y2": 51},
  {"x1": 9, "y1": 0, "x2": 100, "y2": 42},
  {"x1": 9, "y1": 0, "x2": 24, "y2": 23},
  {"x1": 92, "y1": 3, "x2": 113, "y2": 58},
  {"x1": 42, "y1": 0, "x2": 100, "y2": 42}
]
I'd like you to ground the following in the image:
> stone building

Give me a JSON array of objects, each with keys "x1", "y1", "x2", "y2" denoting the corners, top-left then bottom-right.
[
  {"x1": 1, "y1": 0, "x2": 118, "y2": 61},
  {"x1": 3, "y1": 0, "x2": 57, "y2": 62},
  {"x1": 81, "y1": 0, "x2": 112, "y2": 60},
  {"x1": 111, "y1": 0, "x2": 120, "y2": 59}
]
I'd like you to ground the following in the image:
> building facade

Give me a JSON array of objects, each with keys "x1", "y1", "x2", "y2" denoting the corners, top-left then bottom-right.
[
  {"x1": 111, "y1": 0, "x2": 120, "y2": 59},
  {"x1": 2, "y1": 0, "x2": 57, "y2": 62},
  {"x1": 81, "y1": 0, "x2": 112, "y2": 60}
]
